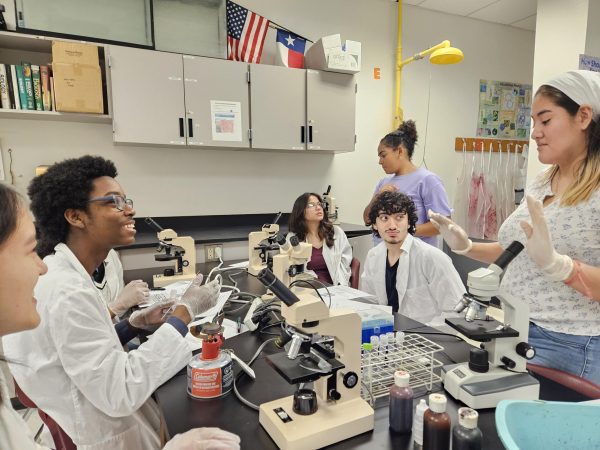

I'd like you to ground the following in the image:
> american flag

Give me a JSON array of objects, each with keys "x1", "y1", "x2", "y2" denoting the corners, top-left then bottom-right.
[{"x1": 226, "y1": 0, "x2": 270, "y2": 63}]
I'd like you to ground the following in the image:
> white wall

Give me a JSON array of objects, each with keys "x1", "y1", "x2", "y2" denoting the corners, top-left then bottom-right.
[{"x1": 0, "y1": 1, "x2": 535, "y2": 228}]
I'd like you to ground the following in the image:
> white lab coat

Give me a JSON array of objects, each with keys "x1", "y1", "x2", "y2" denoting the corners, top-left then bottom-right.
[
  {"x1": 360, "y1": 234, "x2": 465, "y2": 326},
  {"x1": 0, "y1": 370, "x2": 47, "y2": 450},
  {"x1": 3, "y1": 243, "x2": 192, "y2": 450},
  {"x1": 288, "y1": 225, "x2": 352, "y2": 286},
  {"x1": 95, "y1": 249, "x2": 125, "y2": 308}
]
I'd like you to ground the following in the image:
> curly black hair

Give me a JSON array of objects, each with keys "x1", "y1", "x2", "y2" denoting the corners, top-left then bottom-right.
[
  {"x1": 288, "y1": 192, "x2": 335, "y2": 247},
  {"x1": 380, "y1": 120, "x2": 418, "y2": 160},
  {"x1": 368, "y1": 191, "x2": 418, "y2": 238},
  {"x1": 28, "y1": 156, "x2": 118, "y2": 258}
]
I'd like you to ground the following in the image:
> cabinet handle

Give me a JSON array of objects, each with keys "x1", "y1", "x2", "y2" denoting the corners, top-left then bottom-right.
[
  {"x1": 179, "y1": 118, "x2": 184, "y2": 137},
  {"x1": 308, "y1": 126, "x2": 313, "y2": 143},
  {"x1": 301, "y1": 126, "x2": 305, "y2": 143},
  {"x1": 188, "y1": 118, "x2": 193, "y2": 138}
]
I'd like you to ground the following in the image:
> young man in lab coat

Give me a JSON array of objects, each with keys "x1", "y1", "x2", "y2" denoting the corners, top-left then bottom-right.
[
  {"x1": 360, "y1": 191, "x2": 465, "y2": 326},
  {"x1": 3, "y1": 156, "x2": 238, "y2": 450}
]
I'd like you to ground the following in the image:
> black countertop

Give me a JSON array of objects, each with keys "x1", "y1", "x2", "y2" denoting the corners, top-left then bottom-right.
[{"x1": 118, "y1": 214, "x2": 371, "y2": 250}]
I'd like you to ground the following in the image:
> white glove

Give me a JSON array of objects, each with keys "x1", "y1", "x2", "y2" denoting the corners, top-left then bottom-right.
[
  {"x1": 128, "y1": 299, "x2": 176, "y2": 330},
  {"x1": 428, "y1": 211, "x2": 472, "y2": 254},
  {"x1": 109, "y1": 280, "x2": 150, "y2": 316},
  {"x1": 163, "y1": 427, "x2": 240, "y2": 450},
  {"x1": 520, "y1": 195, "x2": 574, "y2": 281},
  {"x1": 179, "y1": 274, "x2": 221, "y2": 319}
]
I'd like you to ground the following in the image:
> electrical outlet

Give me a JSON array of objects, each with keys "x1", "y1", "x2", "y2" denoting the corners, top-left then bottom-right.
[{"x1": 205, "y1": 244, "x2": 223, "y2": 262}]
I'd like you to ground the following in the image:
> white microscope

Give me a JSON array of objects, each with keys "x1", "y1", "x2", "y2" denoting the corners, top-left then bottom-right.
[
  {"x1": 256, "y1": 269, "x2": 374, "y2": 450},
  {"x1": 144, "y1": 217, "x2": 197, "y2": 288},
  {"x1": 247, "y1": 212, "x2": 283, "y2": 276},
  {"x1": 442, "y1": 241, "x2": 540, "y2": 409},
  {"x1": 322, "y1": 185, "x2": 340, "y2": 225}
]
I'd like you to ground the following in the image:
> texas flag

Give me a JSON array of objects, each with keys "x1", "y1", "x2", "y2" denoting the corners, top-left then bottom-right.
[{"x1": 275, "y1": 29, "x2": 306, "y2": 69}]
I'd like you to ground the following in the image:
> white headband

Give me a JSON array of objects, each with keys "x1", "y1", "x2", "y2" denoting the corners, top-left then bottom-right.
[{"x1": 544, "y1": 70, "x2": 600, "y2": 121}]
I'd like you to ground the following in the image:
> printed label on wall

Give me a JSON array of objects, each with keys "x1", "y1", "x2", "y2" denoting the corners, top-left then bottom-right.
[{"x1": 477, "y1": 80, "x2": 532, "y2": 139}]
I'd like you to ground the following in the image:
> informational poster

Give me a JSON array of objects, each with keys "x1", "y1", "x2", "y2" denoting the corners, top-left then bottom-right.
[
  {"x1": 477, "y1": 80, "x2": 532, "y2": 139},
  {"x1": 210, "y1": 100, "x2": 242, "y2": 142},
  {"x1": 579, "y1": 54, "x2": 600, "y2": 72}
]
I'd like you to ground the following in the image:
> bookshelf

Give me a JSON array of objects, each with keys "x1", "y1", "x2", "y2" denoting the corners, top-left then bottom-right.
[{"x1": 0, "y1": 30, "x2": 112, "y2": 123}]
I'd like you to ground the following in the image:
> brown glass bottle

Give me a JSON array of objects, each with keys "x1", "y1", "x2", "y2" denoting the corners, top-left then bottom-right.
[{"x1": 422, "y1": 393, "x2": 451, "y2": 450}]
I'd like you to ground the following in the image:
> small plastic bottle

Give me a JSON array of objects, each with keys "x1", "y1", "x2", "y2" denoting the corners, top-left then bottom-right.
[
  {"x1": 412, "y1": 398, "x2": 428, "y2": 449},
  {"x1": 389, "y1": 370, "x2": 413, "y2": 433},
  {"x1": 452, "y1": 407, "x2": 483, "y2": 450},
  {"x1": 423, "y1": 393, "x2": 451, "y2": 450}
]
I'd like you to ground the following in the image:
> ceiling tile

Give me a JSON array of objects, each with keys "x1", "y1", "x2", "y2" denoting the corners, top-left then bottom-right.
[
  {"x1": 417, "y1": 0, "x2": 498, "y2": 16},
  {"x1": 469, "y1": 0, "x2": 537, "y2": 25},
  {"x1": 511, "y1": 14, "x2": 536, "y2": 31}
]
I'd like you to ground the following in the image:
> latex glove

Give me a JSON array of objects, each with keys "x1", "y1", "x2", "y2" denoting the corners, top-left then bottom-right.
[
  {"x1": 179, "y1": 274, "x2": 221, "y2": 319},
  {"x1": 520, "y1": 195, "x2": 573, "y2": 281},
  {"x1": 109, "y1": 280, "x2": 150, "y2": 316},
  {"x1": 428, "y1": 211, "x2": 472, "y2": 254},
  {"x1": 163, "y1": 427, "x2": 240, "y2": 450},
  {"x1": 128, "y1": 299, "x2": 176, "y2": 330}
]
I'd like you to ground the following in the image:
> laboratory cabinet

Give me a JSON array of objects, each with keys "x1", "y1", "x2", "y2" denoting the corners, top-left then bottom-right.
[
  {"x1": 249, "y1": 65, "x2": 356, "y2": 152},
  {"x1": 109, "y1": 45, "x2": 250, "y2": 148}
]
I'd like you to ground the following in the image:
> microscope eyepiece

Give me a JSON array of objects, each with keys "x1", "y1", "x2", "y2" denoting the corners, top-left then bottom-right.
[
  {"x1": 145, "y1": 217, "x2": 164, "y2": 232},
  {"x1": 257, "y1": 268, "x2": 300, "y2": 307},
  {"x1": 493, "y1": 241, "x2": 524, "y2": 271},
  {"x1": 271, "y1": 212, "x2": 282, "y2": 225}
]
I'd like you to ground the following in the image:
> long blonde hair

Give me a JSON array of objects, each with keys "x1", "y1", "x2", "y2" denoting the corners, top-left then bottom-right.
[{"x1": 537, "y1": 85, "x2": 600, "y2": 206}]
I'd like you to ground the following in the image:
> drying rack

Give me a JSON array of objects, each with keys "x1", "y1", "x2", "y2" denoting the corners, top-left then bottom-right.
[{"x1": 360, "y1": 333, "x2": 444, "y2": 407}]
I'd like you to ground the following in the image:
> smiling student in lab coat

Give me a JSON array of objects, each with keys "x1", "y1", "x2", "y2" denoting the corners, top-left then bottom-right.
[
  {"x1": 288, "y1": 192, "x2": 352, "y2": 286},
  {"x1": 1, "y1": 157, "x2": 239, "y2": 450},
  {"x1": 360, "y1": 191, "x2": 465, "y2": 326}
]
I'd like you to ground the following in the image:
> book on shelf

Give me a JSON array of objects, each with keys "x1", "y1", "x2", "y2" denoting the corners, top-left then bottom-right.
[
  {"x1": 22, "y1": 62, "x2": 35, "y2": 110},
  {"x1": 31, "y1": 65, "x2": 43, "y2": 111},
  {"x1": 6, "y1": 64, "x2": 17, "y2": 109},
  {"x1": 10, "y1": 65, "x2": 21, "y2": 110},
  {"x1": 40, "y1": 65, "x2": 52, "y2": 111},
  {"x1": 0, "y1": 64, "x2": 10, "y2": 109},
  {"x1": 15, "y1": 64, "x2": 28, "y2": 108}
]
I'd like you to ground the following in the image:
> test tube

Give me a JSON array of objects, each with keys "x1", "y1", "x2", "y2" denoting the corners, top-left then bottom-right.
[
  {"x1": 386, "y1": 331, "x2": 396, "y2": 346},
  {"x1": 370, "y1": 335, "x2": 380, "y2": 350},
  {"x1": 380, "y1": 333, "x2": 389, "y2": 349},
  {"x1": 395, "y1": 331, "x2": 405, "y2": 349}
]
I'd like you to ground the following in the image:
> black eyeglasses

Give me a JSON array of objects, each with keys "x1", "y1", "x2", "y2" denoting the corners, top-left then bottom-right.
[
  {"x1": 306, "y1": 202, "x2": 324, "y2": 209},
  {"x1": 88, "y1": 195, "x2": 134, "y2": 211}
]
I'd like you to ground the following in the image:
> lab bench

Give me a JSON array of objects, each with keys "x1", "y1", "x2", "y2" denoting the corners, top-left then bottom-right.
[{"x1": 136, "y1": 263, "x2": 591, "y2": 450}]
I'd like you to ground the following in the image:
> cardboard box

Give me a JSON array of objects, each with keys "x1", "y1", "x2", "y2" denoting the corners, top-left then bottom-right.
[
  {"x1": 51, "y1": 41, "x2": 103, "y2": 114},
  {"x1": 305, "y1": 34, "x2": 361, "y2": 74}
]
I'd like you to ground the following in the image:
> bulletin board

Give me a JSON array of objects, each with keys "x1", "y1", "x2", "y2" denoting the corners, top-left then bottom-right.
[{"x1": 476, "y1": 80, "x2": 532, "y2": 139}]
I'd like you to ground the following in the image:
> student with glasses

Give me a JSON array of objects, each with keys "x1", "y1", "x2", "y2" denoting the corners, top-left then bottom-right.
[
  {"x1": 288, "y1": 192, "x2": 352, "y2": 285},
  {"x1": 2, "y1": 156, "x2": 239, "y2": 450},
  {"x1": 361, "y1": 191, "x2": 465, "y2": 326}
]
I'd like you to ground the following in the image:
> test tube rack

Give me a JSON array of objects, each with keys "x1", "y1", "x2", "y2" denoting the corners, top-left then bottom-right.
[{"x1": 360, "y1": 333, "x2": 444, "y2": 407}]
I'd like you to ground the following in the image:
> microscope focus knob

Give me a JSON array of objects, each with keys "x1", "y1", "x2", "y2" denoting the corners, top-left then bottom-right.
[
  {"x1": 516, "y1": 342, "x2": 536, "y2": 360},
  {"x1": 342, "y1": 371, "x2": 359, "y2": 389},
  {"x1": 501, "y1": 356, "x2": 516, "y2": 369},
  {"x1": 328, "y1": 389, "x2": 342, "y2": 401}
]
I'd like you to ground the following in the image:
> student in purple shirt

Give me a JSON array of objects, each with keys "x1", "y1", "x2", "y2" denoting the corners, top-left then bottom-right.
[
  {"x1": 363, "y1": 120, "x2": 452, "y2": 246},
  {"x1": 288, "y1": 192, "x2": 352, "y2": 286}
]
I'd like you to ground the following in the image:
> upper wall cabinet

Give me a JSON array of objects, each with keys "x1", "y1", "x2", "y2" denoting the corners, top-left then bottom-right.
[{"x1": 109, "y1": 45, "x2": 250, "y2": 148}]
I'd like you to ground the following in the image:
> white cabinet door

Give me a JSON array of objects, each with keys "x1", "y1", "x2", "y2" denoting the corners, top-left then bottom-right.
[
  {"x1": 306, "y1": 70, "x2": 356, "y2": 152},
  {"x1": 183, "y1": 56, "x2": 250, "y2": 148},
  {"x1": 249, "y1": 64, "x2": 306, "y2": 151},
  {"x1": 109, "y1": 45, "x2": 186, "y2": 146}
]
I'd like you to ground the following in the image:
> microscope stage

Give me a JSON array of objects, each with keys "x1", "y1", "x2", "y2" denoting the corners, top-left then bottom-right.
[
  {"x1": 266, "y1": 352, "x2": 345, "y2": 384},
  {"x1": 446, "y1": 317, "x2": 519, "y2": 341}
]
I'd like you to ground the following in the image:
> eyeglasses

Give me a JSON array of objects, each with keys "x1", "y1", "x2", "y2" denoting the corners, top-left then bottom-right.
[
  {"x1": 88, "y1": 194, "x2": 134, "y2": 211},
  {"x1": 306, "y1": 202, "x2": 324, "y2": 209}
]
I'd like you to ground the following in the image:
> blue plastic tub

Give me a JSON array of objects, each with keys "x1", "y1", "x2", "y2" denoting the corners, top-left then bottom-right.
[{"x1": 495, "y1": 399, "x2": 600, "y2": 450}]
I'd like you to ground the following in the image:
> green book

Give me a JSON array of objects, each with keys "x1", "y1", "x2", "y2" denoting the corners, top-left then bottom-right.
[
  {"x1": 31, "y1": 65, "x2": 43, "y2": 111},
  {"x1": 22, "y1": 62, "x2": 35, "y2": 110},
  {"x1": 15, "y1": 65, "x2": 28, "y2": 109}
]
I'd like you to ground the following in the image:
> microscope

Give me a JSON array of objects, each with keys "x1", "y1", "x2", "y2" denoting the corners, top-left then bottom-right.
[
  {"x1": 247, "y1": 212, "x2": 283, "y2": 276},
  {"x1": 442, "y1": 241, "x2": 539, "y2": 409},
  {"x1": 271, "y1": 235, "x2": 313, "y2": 288},
  {"x1": 145, "y1": 217, "x2": 197, "y2": 288},
  {"x1": 322, "y1": 185, "x2": 340, "y2": 225},
  {"x1": 257, "y1": 269, "x2": 374, "y2": 450}
]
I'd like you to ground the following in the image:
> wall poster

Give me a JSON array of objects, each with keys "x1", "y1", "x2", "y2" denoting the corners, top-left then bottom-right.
[{"x1": 477, "y1": 80, "x2": 532, "y2": 139}]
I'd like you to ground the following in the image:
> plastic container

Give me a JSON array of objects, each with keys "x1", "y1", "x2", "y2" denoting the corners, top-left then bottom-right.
[
  {"x1": 452, "y1": 407, "x2": 482, "y2": 450},
  {"x1": 423, "y1": 393, "x2": 451, "y2": 450},
  {"x1": 413, "y1": 398, "x2": 428, "y2": 449},
  {"x1": 389, "y1": 370, "x2": 413, "y2": 433},
  {"x1": 359, "y1": 308, "x2": 394, "y2": 343},
  {"x1": 496, "y1": 399, "x2": 600, "y2": 450}
]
